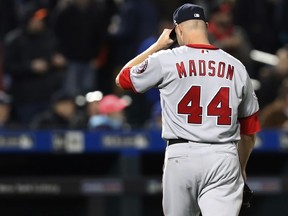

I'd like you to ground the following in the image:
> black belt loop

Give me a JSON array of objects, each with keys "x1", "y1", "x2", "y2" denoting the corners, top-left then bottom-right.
[{"x1": 168, "y1": 138, "x2": 189, "y2": 146}]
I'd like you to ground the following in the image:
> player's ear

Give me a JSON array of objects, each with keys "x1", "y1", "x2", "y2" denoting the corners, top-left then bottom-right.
[{"x1": 177, "y1": 24, "x2": 184, "y2": 37}]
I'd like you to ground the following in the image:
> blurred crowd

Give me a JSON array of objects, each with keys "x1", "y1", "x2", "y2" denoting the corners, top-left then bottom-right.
[{"x1": 0, "y1": 0, "x2": 287, "y2": 131}]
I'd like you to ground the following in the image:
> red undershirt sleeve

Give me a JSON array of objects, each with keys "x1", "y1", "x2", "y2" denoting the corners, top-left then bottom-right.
[{"x1": 238, "y1": 112, "x2": 261, "y2": 135}]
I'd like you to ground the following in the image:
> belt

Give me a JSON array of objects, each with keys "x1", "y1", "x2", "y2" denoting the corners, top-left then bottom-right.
[{"x1": 168, "y1": 138, "x2": 189, "y2": 146}]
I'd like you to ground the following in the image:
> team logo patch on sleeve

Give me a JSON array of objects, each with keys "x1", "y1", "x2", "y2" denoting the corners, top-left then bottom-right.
[{"x1": 135, "y1": 59, "x2": 148, "y2": 74}]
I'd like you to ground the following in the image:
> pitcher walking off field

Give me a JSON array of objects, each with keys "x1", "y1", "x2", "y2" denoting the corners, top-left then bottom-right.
[{"x1": 116, "y1": 3, "x2": 260, "y2": 216}]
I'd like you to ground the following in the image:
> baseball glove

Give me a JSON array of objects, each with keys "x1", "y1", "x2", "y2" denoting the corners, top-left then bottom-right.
[{"x1": 239, "y1": 182, "x2": 253, "y2": 216}]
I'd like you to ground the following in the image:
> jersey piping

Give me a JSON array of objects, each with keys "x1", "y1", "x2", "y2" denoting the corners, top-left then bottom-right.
[{"x1": 186, "y1": 44, "x2": 219, "y2": 50}]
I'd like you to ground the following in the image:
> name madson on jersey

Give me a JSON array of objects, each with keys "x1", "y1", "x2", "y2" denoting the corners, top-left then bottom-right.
[{"x1": 176, "y1": 60, "x2": 234, "y2": 80}]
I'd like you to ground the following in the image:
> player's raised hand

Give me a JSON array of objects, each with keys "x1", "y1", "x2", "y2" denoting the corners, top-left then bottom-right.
[{"x1": 155, "y1": 29, "x2": 175, "y2": 50}]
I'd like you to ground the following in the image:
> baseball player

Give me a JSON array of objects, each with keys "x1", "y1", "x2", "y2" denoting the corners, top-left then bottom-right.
[{"x1": 115, "y1": 3, "x2": 260, "y2": 216}]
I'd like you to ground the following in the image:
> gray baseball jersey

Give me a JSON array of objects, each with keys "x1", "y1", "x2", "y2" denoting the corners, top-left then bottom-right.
[
  {"x1": 118, "y1": 43, "x2": 260, "y2": 216},
  {"x1": 126, "y1": 44, "x2": 259, "y2": 143}
]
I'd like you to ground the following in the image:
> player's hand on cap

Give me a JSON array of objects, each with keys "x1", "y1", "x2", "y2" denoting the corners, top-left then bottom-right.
[{"x1": 155, "y1": 29, "x2": 175, "y2": 50}]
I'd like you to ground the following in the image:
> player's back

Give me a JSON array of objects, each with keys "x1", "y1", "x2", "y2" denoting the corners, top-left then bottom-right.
[{"x1": 157, "y1": 44, "x2": 250, "y2": 143}]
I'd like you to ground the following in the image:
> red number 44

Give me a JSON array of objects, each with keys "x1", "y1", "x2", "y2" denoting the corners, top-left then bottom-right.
[{"x1": 177, "y1": 86, "x2": 232, "y2": 125}]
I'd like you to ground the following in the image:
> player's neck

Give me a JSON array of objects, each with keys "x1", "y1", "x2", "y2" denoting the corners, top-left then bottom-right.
[
  {"x1": 185, "y1": 32, "x2": 210, "y2": 45},
  {"x1": 186, "y1": 39, "x2": 210, "y2": 46}
]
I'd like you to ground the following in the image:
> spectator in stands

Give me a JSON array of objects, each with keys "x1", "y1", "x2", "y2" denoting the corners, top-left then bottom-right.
[
  {"x1": 107, "y1": 0, "x2": 158, "y2": 73},
  {"x1": 0, "y1": 91, "x2": 20, "y2": 130},
  {"x1": 208, "y1": 1, "x2": 254, "y2": 77},
  {"x1": 30, "y1": 91, "x2": 85, "y2": 130},
  {"x1": 3, "y1": 2, "x2": 66, "y2": 125},
  {"x1": 87, "y1": 94, "x2": 130, "y2": 130},
  {"x1": 85, "y1": 90, "x2": 103, "y2": 118},
  {"x1": 259, "y1": 78, "x2": 288, "y2": 129},
  {"x1": 233, "y1": 0, "x2": 280, "y2": 54},
  {"x1": 52, "y1": 0, "x2": 106, "y2": 96},
  {"x1": 257, "y1": 45, "x2": 288, "y2": 108}
]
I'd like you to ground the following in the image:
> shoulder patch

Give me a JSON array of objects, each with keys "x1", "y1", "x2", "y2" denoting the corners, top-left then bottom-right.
[{"x1": 135, "y1": 59, "x2": 148, "y2": 74}]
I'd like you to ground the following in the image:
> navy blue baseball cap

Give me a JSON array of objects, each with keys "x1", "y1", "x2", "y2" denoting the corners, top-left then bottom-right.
[{"x1": 170, "y1": 4, "x2": 206, "y2": 40}]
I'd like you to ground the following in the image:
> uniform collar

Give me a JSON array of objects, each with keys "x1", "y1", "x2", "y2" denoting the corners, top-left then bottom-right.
[{"x1": 186, "y1": 44, "x2": 219, "y2": 50}]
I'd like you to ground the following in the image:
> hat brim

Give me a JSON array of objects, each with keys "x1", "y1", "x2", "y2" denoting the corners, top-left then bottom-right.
[{"x1": 169, "y1": 27, "x2": 176, "y2": 41}]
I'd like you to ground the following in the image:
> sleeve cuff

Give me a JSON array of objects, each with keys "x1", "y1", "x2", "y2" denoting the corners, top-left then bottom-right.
[
  {"x1": 119, "y1": 67, "x2": 138, "y2": 93},
  {"x1": 238, "y1": 112, "x2": 261, "y2": 134}
]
